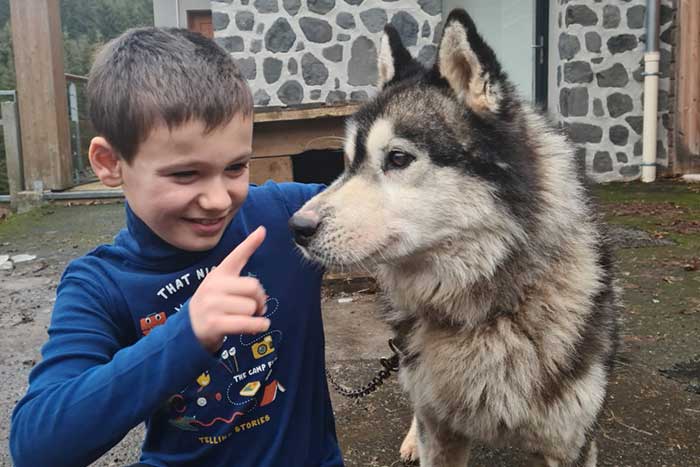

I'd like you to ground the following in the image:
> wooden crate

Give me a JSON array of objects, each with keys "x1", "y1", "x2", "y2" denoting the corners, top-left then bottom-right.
[{"x1": 250, "y1": 104, "x2": 359, "y2": 184}]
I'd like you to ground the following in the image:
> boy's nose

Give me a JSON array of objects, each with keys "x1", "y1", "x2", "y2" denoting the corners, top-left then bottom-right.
[
  {"x1": 200, "y1": 180, "x2": 232, "y2": 211},
  {"x1": 289, "y1": 210, "x2": 321, "y2": 246}
]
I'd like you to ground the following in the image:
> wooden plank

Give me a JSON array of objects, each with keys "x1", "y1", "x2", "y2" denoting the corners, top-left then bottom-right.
[
  {"x1": 254, "y1": 104, "x2": 360, "y2": 123},
  {"x1": 68, "y1": 180, "x2": 122, "y2": 192},
  {"x1": 680, "y1": 0, "x2": 697, "y2": 154},
  {"x1": 252, "y1": 116, "x2": 347, "y2": 159},
  {"x1": 9, "y1": 0, "x2": 73, "y2": 190},
  {"x1": 249, "y1": 156, "x2": 293, "y2": 185},
  {"x1": 674, "y1": 0, "x2": 700, "y2": 174},
  {"x1": 65, "y1": 73, "x2": 88, "y2": 83}
]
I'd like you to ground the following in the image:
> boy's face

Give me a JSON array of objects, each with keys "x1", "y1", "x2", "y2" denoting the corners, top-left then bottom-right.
[{"x1": 121, "y1": 114, "x2": 253, "y2": 251}]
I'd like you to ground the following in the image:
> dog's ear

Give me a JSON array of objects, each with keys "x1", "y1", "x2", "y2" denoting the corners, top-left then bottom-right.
[
  {"x1": 435, "y1": 9, "x2": 505, "y2": 113},
  {"x1": 377, "y1": 25, "x2": 424, "y2": 89}
]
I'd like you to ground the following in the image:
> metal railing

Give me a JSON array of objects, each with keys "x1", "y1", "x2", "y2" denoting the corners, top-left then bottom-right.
[
  {"x1": 65, "y1": 74, "x2": 96, "y2": 184},
  {"x1": 0, "y1": 90, "x2": 17, "y2": 128},
  {"x1": 0, "y1": 90, "x2": 21, "y2": 202},
  {"x1": 0, "y1": 74, "x2": 104, "y2": 204}
]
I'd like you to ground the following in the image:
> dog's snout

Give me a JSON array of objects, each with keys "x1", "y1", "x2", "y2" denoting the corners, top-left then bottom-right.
[{"x1": 289, "y1": 210, "x2": 321, "y2": 246}]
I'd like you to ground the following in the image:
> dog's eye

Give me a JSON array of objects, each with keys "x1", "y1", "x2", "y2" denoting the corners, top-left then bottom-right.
[{"x1": 385, "y1": 151, "x2": 415, "y2": 170}]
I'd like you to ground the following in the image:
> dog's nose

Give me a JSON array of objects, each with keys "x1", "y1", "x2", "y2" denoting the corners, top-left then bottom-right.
[{"x1": 289, "y1": 210, "x2": 321, "y2": 246}]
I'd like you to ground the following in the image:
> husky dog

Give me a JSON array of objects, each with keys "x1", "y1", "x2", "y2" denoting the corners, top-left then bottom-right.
[{"x1": 289, "y1": 9, "x2": 620, "y2": 467}]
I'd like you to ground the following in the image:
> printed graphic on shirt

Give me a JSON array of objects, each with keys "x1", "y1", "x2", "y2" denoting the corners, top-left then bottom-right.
[
  {"x1": 140, "y1": 311, "x2": 167, "y2": 336},
  {"x1": 166, "y1": 297, "x2": 285, "y2": 442}
]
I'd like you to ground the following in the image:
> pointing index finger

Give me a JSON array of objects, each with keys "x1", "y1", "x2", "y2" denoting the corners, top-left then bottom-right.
[{"x1": 218, "y1": 226, "x2": 266, "y2": 276}]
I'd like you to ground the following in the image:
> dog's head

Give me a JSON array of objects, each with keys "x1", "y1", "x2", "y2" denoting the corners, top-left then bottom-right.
[{"x1": 290, "y1": 9, "x2": 540, "y2": 274}]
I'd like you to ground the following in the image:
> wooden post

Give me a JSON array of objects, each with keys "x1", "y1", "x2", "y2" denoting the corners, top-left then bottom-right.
[
  {"x1": 673, "y1": 0, "x2": 700, "y2": 174},
  {"x1": 1, "y1": 101, "x2": 24, "y2": 207},
  {"x1": 9, "y1": 0, "x2": 73, "y2": 191}
]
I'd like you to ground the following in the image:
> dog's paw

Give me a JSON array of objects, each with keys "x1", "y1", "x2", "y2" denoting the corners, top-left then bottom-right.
[{"x1": 399, "y1": 434, "x2": 419, "y2": 464}]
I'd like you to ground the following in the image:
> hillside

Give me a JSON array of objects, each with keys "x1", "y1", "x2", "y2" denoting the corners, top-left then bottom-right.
[{"x1": 0, "y1": 0, "x2": 154, "y2": 193}]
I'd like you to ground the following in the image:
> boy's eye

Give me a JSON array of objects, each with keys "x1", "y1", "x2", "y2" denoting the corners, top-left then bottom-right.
[
  {"x1": 171, "y1": 170, "x2": 197, "y2": 178},
  {"x1": 226, "y1": 162, "x2": 249, "y2": 173}
]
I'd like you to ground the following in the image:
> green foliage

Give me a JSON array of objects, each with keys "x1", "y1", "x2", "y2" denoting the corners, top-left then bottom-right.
[
  {"x1": 0, "y1": 0, "x2": 153, "y2": 193},
  {"x1": 0, "y1": 0, "x2": 8, "y2": 29},
  {"x1": 0, "y1": 2, "x2": 12, "y2": 194},
  {"x1": 0, "y1": 0, "x2": 154, "y2": 79},
  {"x1": 0, "y1": 21, "x2": 14, "y2": 90},
  {"x1": 60, "y1": 0, "x2": 154, "y2": 75},
  {"x1": 63, "y1": 33, "x2": 102, "y2": 77},
  {"x1": 61, "y1": 0, "x2": 154, "y2": 43}
]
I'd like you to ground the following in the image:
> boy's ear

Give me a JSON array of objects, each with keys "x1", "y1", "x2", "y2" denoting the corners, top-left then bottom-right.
[
  {"x1": 435, "y1": 9, "x2": 505, "y2": 113},
  {"x1": 88, "y1": 137, "x2": 123, "y2": 187},
  {"x1": 377, "y1": 25, "x2": 424, "y2": 89}
]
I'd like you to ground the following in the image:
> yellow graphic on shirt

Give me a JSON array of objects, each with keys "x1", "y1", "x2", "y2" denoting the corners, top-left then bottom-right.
[
  {"x1": 239, "y1": 381, "x2": 261, "y2": 397},
  {"x1": 251, "y1": 335, "x2": 275, "y2": 359},
  {"x1": 196, "y1": 372, "x2": 211, "y2": 391},
  {"x1": 167, "y1": 297, "x2": 285, "y2": 439}
]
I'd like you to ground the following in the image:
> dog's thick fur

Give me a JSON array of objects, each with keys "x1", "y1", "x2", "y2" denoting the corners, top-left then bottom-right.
[{"x1": 290, "y1": 9, "x2": 620, "y2": 467}]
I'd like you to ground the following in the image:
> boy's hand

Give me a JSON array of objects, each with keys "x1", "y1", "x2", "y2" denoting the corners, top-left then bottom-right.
[{"x1": 190, "y1": 226, "x2": 270, "y2": 353}]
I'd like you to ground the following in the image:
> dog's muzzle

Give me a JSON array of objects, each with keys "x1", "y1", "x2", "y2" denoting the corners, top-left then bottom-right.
[{"x1": 289, "y1": 209, "x2": 321, "y2": 247}]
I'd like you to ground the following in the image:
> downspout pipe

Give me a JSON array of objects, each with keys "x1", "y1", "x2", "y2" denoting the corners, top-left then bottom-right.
[
  {"x1": 175, "y1": 0, "x2": 181, "y2": 27},
  {"x1": 642, "y1": 0, "x2": 660, "y2": 182}
]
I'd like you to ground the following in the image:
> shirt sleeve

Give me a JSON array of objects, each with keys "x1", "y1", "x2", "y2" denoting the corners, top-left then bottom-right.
[
  {"x1": 9, "y1": 263, "x2": 217, "y2": 467},
  {"x1": 275, "y1": 182, "x2": 326, "y2": 216}
]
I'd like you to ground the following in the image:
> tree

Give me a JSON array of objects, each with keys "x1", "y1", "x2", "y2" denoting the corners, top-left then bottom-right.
[
  {"x1": 0, "y1": 0, "x2": 154, "y2": 193},
  {"x1": 0, "y1": 20, "x2": 14, "y2": 90},
  {"x1": 64, "y1": 32, "x2": 101, "y2": 77},
  {"x1": 60, "y1": 0, "x2": 154, "y2": 43},
  {"x1": 0, "y1": 0, "x2": 9, "y2": 29},
  {"x1": 0, "y1": 0, "x2": 154, "y2": 81},
  {"x1": 59, "y1": 0, "x2": 154, "y2": 75}
]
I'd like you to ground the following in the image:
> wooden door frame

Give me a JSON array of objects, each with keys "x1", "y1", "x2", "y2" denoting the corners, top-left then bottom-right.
[
  {"x1": 671, "y1": 0, "x2": 700, "y2": 175},
  {"x1": 187, "y1": 9, "x2": 213, "y2": 38},
  {"x1": 534, "y1": 0, "x2": 549, "y2": 110}
]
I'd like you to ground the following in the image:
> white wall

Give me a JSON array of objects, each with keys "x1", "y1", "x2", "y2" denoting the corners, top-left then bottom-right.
[{"x1": 153, "y1": 0, "x2": 211, "y2": 28}]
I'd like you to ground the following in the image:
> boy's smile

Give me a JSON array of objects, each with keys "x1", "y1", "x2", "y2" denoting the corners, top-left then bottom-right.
[
  {"x1": 184, "y1": 216, "x2": 228, "y2": 235},
  {"x1": 91, "y1": 113, "x2": 254, "y2": 252}
]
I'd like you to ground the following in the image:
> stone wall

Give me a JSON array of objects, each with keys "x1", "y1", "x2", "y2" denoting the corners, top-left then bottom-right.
[
  {"x1": 553, "y1": 0, "x2": 675, "y2": 182},
  {"x1": 211, "y1": 0, "x2": 441, "y2": 108}
]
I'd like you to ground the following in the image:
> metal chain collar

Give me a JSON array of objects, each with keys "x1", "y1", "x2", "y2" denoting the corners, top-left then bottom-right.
[{"x1": 326, "y1": 338, "x2": 401, "y2": 399}]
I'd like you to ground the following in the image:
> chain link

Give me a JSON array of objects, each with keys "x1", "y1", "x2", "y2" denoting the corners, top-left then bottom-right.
[{"x1": 326, "y1": 339, "x2": 401, "y2": 399}]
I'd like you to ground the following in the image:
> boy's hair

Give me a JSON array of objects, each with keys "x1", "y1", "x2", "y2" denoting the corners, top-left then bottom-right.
[{"x1": 88, "y1": 27, "x2": 253, "y2": 163}]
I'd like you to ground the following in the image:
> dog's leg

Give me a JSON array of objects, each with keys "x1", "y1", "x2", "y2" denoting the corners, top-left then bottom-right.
[
  {"x1": 530, "y1": 454, "x2": 563, "y2": 467},
  {"x1": 576, "y1": 440, "x2": 597, "y2": 467},
  {"x1": 416, "y1": 413, "x2": 472, "y2": 467},
  {"x1": 399, "y1": 416, "x2": 419, "y2": 463},
  {"x1": 532, "y1": 439, "x2": 598, "y2": 467}
]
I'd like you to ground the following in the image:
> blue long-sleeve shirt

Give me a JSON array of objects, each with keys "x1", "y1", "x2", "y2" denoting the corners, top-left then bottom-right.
[{"x1": 10, "y1": 181, "x2": 343, "y2": 467}]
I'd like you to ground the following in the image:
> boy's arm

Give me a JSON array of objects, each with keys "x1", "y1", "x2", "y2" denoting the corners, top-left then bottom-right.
[
  {"x1": 10, "y1": 265, "x2": 216, "y2": 467},
  {"x1": 276, "y1": 182, "x2": 326, "y2": 216}
]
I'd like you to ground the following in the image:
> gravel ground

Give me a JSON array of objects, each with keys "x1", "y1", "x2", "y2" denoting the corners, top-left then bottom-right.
[{"x1": 1, "y1": 180, "x2": 699, "y2": 466}]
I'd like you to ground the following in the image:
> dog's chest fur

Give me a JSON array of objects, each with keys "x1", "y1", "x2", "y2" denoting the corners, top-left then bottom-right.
[{"x1": 377, "y1": 258, "x2": 608, "y2": 449}]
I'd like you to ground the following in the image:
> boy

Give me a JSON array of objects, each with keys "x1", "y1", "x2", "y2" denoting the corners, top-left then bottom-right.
[{"x1": 10, "y1": 28, "x2": 343, "y2": 467}]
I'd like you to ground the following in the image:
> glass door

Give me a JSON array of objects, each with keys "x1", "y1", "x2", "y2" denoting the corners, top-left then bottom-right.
[{"x1": 442, "y1": 0, "x2": 548, "y2": 108}]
